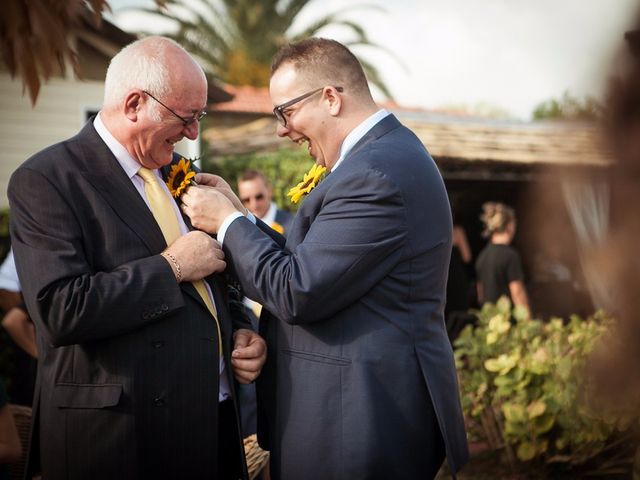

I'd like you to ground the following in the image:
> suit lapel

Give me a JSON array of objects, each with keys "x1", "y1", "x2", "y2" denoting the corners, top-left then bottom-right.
[
  {"x1": 77, "y1": 129, "x2": 224, "y2": 323},
  {"x1": 76, "y1": 122, "x2": 167, "y2": 254}
]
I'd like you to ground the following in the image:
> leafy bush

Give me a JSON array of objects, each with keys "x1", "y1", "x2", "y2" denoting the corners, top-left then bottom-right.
[
  {"x1": 454, "y1": 298, "x2": 636, "y2": 476},
  {"x1": 204, "y1": 147, "x2": 315, "y2": 213}
]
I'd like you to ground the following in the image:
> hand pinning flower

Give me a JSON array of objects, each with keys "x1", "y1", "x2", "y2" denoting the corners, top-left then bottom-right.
[
  {"x1": 287, "y1": 164, "x2": 327, "y2": 204},
  {"x1": 166, "y1": 157, "x2": 197, "y2": 198}
]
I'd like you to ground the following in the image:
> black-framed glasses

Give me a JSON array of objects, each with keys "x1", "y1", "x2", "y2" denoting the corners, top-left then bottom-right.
[
  {"x1": 273, "y1": 86, "x2": 343, "y2": 127},
  {"x1": 143, "y1": 90, "x2": 207, "y2": 127}
]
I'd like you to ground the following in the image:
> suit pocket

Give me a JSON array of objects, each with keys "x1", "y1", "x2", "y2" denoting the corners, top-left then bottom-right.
[
  {"x1": 53, "y1": 383, "x2": 123, "y2": 409},
  {"x1": 283, "y1": 348, "x2": 350, "y2": 366}
]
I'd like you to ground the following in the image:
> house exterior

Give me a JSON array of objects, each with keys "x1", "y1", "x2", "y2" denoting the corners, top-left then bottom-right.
[
  {"x1": 204, "y1": 86, "x2": 614, "y2": 317},
  {"x1": 0, "y1": 15, "x2": 136, "y2": 209},
  {"x1": 0, "y1": 16, "x2": 231, "y2": 209}
]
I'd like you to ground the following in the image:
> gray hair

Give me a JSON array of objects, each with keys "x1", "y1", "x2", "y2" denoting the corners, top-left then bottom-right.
[{"x1": 103, "y1": 36, "x2": 193, "y2": 118}]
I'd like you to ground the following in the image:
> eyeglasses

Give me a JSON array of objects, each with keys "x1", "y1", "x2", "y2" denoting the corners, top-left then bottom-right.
[
  {"x1": 240, "y1": 193, "x2": 265, "y2": 205},
  {"x1": 273, "y1": 86, "x2": 343, "y2": 127},
  {"x1": 143, "y1": 90, "x2": 207, "y2": 127}
]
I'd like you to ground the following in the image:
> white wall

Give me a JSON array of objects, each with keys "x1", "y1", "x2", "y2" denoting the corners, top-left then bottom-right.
[
  {"x1": 0, "y1": 74, "x2": 104, "y2": 208},
  {"x1": 0, "y1": 74, "x2": 201, "y2": 208}
]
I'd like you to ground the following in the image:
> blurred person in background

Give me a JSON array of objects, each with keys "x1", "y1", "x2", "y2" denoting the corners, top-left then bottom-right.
[
  {"x1": 236, "y1": 169, "x2": 293, "y2": 441},
  {"x1": 445, "y1": 200, "x2": 476, "y2": 341},
  {"x1": 0, "y1": 378, "x2": 22, "y2": 480},
  {"x1": 587, "y1": 11, "x2": 640, "y2": 412},
  {"x1": 0, "y1": 249, "x2": 36, "y2": 406},
  {"x1": 475, "y1": 202, "x2": 530, "y2": 316},
  {"x1": 237, "y1": 169, "x2": 294, "y2": 236}
]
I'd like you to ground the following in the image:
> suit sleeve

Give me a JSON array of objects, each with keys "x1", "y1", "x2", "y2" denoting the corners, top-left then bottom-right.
[
  {"x1": 8, "y1": 166, "x2": 185, "y2": 347},
  {"x1": 224, "y1": 168, "x2": 407, "y2": 324}
]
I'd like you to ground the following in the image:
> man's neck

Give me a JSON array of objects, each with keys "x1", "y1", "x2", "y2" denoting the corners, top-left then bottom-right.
[{"x1": 491, "y1": 232, "x2": 511, "y2": 245}]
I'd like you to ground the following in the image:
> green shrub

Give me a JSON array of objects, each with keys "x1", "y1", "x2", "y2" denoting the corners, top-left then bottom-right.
[
  {"x1": 454, "y1": 298, "x2": 636, "y2": 476},
  {"x1": 204, "y1": 147, "x2": 315, "y2": 212}
]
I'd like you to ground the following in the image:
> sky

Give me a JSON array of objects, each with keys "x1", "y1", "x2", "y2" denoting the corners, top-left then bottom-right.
[{"x1": 107, "y1": 0, "x2": 639, "y2": 120}]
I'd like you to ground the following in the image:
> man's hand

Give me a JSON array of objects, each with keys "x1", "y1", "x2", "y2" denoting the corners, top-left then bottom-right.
[
  {"x1": 194, "y1": 173, "x2": 246, "y2": 213},
  {"x1": 181, "y1": 185, "x2": 240, "y2": 234},
  {"x1": 231, "y1": 328, "x2": 267, "y2": 384},
  {"x1": 163, "y1": 231, "x2": 226, "y2": 282}
]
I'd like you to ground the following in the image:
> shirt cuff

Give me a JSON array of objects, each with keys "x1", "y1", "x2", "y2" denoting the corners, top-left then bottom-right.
[{"x1": 218, "y1": 212, "x2": 256, "y2": 245}]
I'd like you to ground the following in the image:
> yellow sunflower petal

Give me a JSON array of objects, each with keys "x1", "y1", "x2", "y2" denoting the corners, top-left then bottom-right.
[{"x1": 166, "y1": 157, "x2": 196, "y2": 198}]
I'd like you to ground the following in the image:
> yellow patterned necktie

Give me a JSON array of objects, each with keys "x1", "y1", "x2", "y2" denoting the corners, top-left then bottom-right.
[{"x1": 138, "y1": 167, "x2": 221, "y2": 355}]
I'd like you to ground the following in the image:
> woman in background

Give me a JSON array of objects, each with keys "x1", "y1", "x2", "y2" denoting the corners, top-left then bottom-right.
[{"x1": 475, "y1": 202, "x2": 530, "y2": 316}]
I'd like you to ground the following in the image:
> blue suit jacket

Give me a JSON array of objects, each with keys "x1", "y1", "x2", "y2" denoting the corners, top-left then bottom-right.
[
  {"x1": 224, "y1": 115, "x2": 469, "y2": 479},
  {"x1": 274, "y1": 208, "x2": 294, "y2": 234}
]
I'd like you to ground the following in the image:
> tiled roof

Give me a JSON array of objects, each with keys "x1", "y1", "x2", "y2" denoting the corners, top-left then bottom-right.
[
  {"x1": 205, "y1": 86, "x2": 612, "y2": 167},
  {"x1": 203, "y1": 113, "x2": 612, "y2": 167},
  {"x1": 210, "y1": 85, "x2": 273, "y2": 114},
  {"x1": 401, "y1": 115, "x2": 611, "y2": 166}
]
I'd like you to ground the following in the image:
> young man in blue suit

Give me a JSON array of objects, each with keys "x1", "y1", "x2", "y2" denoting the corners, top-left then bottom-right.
[{"x1": 182, "y1": 38, "x2": 469, "y2": 479}]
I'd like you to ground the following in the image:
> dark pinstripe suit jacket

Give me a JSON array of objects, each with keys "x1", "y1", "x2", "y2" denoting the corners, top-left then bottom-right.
[{"x1": 8, "y1": 121, "x2": 250, "y2": 480}]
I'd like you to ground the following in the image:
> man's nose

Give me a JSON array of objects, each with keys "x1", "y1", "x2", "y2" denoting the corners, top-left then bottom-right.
[
  {"x1": 184, "y1": 120, "x2": 200, "y2": 140},
  {"x1": 276, "y1": 122, "x2": 290, "y2": 138}
]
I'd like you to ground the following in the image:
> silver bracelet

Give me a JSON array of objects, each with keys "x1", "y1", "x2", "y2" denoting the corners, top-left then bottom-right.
[{"x1": 161, "y1": 252, "x2": 182, "y2": 283}]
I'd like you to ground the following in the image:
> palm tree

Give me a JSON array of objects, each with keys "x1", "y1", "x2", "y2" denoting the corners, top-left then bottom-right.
[
  {"x1": 134, "y1": 0, "x2": 395, "y2": 98},
  {"x1": 0, "y1": 0, "x2": 165, "y2": 105},
  {"x1": 1, "y1": 0, "x2": 106, "y2": 105}
]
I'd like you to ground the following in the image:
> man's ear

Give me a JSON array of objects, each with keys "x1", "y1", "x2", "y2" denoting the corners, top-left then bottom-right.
[
  {"x1": 325, "y1": 86, "x2": 342, "y2": 117},
  {"x1": 124, "y1": 91, "x2": 143, "y2": 121}
]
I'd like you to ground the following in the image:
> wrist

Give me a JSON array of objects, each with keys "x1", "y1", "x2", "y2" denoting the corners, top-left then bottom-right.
[{"x1": 161, "y1": 251, "x2": 182, "y2": 282}]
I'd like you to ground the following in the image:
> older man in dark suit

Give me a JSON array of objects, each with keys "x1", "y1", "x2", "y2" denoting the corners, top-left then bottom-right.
[
  {"x1": 182, "y1": 38, "x2": 469, "y2": 479},
  {"x1": 8, "y1": 36, "x2": 266, "y2": 480}
]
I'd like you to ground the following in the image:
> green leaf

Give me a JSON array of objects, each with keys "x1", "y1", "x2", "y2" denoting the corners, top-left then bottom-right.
[
  {"x1": 502, "y1": 403, "x2": 527, "y2": 423},
  {"x1": 533, "y1": 415, "x2": 555, "y2": 435},
  {"x1": 527, "y1": 400, "x2": 546, "y2": 419},
  {"x1": 517, "y1": 441, "x2": 537, "y2": 461}
]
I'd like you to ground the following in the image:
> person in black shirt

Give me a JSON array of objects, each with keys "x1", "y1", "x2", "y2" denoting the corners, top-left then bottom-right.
[{"x1": 475, "y1": 202, "x2": 530, "y2": 316}]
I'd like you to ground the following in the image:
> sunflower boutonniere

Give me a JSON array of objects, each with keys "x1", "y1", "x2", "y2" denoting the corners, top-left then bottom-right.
[
  {"x1": 287, "y1": 164, "x2": 327, "y2": 204},
  {"x1": 166, "y1": 157, "x2": 197, "y2": 198},
  {"x1": 270, "y1": 221, "x2": 285, "y2": 234}
]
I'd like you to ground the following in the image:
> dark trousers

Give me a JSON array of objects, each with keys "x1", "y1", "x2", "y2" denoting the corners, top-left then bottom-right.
[{"x1": 218, "y1": 399, "x2": 244, "y2": 480}]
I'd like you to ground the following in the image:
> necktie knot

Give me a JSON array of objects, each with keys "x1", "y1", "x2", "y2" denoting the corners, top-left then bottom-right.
[{"x1": 137, "y1": 166, "x2": 155, "y2": 182}]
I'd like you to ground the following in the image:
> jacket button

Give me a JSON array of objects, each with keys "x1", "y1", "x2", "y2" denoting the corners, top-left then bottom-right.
[
  {"x1": 151, "y1": 340, "x2": 164, "y2": 349},
  {"x1": 161, "y1": 304, "x2": 169, "y2": 312},
  {"x1": 153, "y1": 397, "x2": 165, "y2": 407}
]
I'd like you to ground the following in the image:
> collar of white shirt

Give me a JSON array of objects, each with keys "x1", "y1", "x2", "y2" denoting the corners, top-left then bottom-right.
[
  {"x1": 331, "y1": 109, "x2": 389, "y2": 173},
  {"x1": 260, "y1": 202, "x2": 277, "y2": 226},
  {"x1": 93, "y1": 113, "x2": 141, "y2": 181}
]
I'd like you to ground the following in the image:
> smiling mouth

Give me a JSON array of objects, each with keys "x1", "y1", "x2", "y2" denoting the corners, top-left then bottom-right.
[{"x1": 293, "y1": 136, "x2": 311, "y2": 152}]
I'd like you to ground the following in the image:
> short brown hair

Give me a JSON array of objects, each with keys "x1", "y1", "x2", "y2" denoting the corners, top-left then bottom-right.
[
  {"x1": 238, "y1": 168, "x2": 269, "y2": 186},
  {"x1": 271, "y1": 38, "x2": 370, "y2": 96}
]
